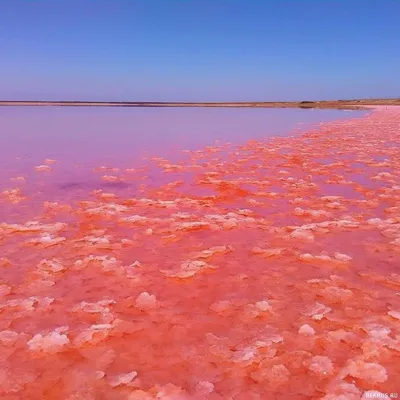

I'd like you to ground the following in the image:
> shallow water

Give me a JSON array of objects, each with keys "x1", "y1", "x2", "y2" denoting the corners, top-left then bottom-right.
[
  {"x1": 0, "y1": 107, "x2": 364, "y2": 220},
  {"x1": 0, "y1": 106, "x2": 399, "y2": 400},
  {"x1": 0, "y1": 106, "x2": 364, "y2": 165}
]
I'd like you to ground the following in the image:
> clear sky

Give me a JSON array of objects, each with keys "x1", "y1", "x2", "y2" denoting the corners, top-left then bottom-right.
[{"x1": 1, "y1": 0, "x2": 399, "y2": 101}]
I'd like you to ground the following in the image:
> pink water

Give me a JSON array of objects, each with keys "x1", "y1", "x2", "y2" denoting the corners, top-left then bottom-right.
[
  {"x1": 0, "y1": 107, "x2": 362, "y2": 220},
  {"x1": 0, "y1": 106, "x2": 399, "y2": 400}
]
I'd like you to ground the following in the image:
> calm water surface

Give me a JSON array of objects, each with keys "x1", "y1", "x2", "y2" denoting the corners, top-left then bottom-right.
[
  {"x1": 0, "y1": 106, "x2": 368, "y2": 218},
  {"x1": 0, "y1": 106, "x2": 367, "y2": 167}
]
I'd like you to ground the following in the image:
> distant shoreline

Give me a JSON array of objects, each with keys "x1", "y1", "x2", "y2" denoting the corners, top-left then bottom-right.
[{"x1": 0, "y1": 98, "x2": 399, "y2": 109}]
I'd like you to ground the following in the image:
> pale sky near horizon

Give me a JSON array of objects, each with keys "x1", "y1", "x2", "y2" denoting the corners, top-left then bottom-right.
[{"x1": 1, "y1": 0, "x2": 399, "y2": 102}]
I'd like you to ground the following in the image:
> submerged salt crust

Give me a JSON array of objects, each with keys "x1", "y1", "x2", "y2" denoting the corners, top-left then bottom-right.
[{"x1": 0, "y1": 106, "x2": 399, "y2": 399}]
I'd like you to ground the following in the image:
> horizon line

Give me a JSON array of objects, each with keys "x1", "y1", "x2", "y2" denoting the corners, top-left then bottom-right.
[
  {"x1": 1, "y1": 97, "x2": 399, "y2": 104},
  {"x1": 0, "y1": 98, "x2": 399, "y2": 110}
]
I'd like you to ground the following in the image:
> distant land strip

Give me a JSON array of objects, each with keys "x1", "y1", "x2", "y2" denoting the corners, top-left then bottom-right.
[{"x1": 0, "y1": 98, "x2": 399, "y2": 109}]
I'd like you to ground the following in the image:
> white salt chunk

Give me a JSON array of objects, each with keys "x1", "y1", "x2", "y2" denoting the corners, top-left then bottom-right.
[
  {"x1": 298, "y1": 324, "x2": 315, "y2": 336},
  {"x1": 388, "y1": 310, "x2": 400, "y2": 320},
  {"x1": 135, "y1": 292, "x2": 157, "y2": 310},
  {"x1": 346, "y1": 359, "x2": 388, "y2": 384},
  {"x1": 109, "y1": 371, "x2": 137, "y2": 387},
  {"x1": 255, "y1": 300, "x2": 271, "y2": 312},
  {"x1": 196, "y1": 381, "x2": 214, "y2": 394},
  {"x1": 307, "y1": 355, "x2": 334, "y2": 375},
  {"x1": 28, "y1": 331, "x2": 69, "y2": 353}
]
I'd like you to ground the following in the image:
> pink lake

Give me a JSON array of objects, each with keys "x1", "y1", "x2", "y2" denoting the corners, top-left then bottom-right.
[
  {"x1": 0, "y1": 106, "x2": 365, "y2": 198},
  {"x1": 0, "y1": 106, "x2": 368, "y2": 163},
  {"x1": 1, "y1": 106, "x2": 399, "y2": 400}
]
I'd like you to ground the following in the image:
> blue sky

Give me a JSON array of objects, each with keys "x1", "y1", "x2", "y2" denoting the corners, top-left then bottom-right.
[{"x1": 1, "y1": 0, "x2": 399, "y2": 101}]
